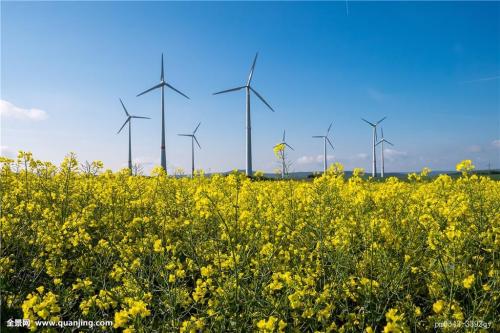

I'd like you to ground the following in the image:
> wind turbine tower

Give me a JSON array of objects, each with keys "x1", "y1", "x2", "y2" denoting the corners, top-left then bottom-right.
[
  {"x1": 312, "y1": 122, "x2": 334, "y2": 173},
  {"x1": 137, "y1": 53, "x2": 190, "y2": 171},
  {"x1": 362, "y1": 117, "x2": 386, "y2": 177},
  {"x1": 375, "y1": 127, "x2": 394, "y2": 178},
  {"x1": 274, "y1": 130, "x2": 294, "y2": 179},
  {"x1": 117, "y1": 98, "x2": 150, "y2": 172},
  {"x1": 213, "y1": 53, "x2": 275, "y2": 176},
  {"x1": 178, "y1": 122, "x2": 201, "y2": 178}
]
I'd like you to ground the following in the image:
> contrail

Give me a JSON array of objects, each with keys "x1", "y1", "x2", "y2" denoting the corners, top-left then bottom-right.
[{"x1": 460, "y1": 75, "x2": 500, "y2": 84}]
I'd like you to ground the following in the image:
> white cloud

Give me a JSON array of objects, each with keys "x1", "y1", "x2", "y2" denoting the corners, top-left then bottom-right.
[
  {"x1": 384, "y1": 148, "x2": 408, "y2": 161},
  {"x1": 0, "y1": 145, "x2": 16, "y2": 158},
  {"x1": 466, "y1": 145, "x2": 482, "y2": 153},
  {"x1": 354, "y1": 153, "x2": 368, "y2": 160},
  {"x1": 296, "y1": 154, "x2": 334, "y2": 165},
  {"x1": 367, "y1": 88, "x2": 389, "y2": 102},
  {"x1": 492, "y1": 139, "x2": 500, "y2": 149},
  {"x1": 132, "y1": 157, "x2": 155, "y2": 165},
  {"x1": 0, "y1": 99, "x2": 48, "y2": 121}
]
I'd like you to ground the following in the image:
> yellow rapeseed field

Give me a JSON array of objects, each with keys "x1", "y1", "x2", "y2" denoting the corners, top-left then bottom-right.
[{"x1": 1, "y1": 153, "x2": 499, "y2": 332}]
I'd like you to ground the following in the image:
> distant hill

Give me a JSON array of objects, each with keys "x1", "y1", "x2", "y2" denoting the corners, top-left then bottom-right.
[{"x1": 203, "y1": 169, "x2": 500, "y2": 181}]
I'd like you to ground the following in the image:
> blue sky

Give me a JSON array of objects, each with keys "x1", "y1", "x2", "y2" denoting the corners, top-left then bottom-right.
[{"x1": 1, "y1": 1, "x2": 499, "y2": 173}]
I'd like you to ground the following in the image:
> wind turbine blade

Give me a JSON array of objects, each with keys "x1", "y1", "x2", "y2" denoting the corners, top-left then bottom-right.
[
  {"x1": 376, "y1": 116, "x2": 387, "y2": 125},
  {"x1": 194, "y1": 136, "x2": 201, "y2": 149},
  {"x1": 385, "y1": 140, "x2": 394, "y2": 146},
  {"x1": 131, "y1": 116, "x2": 151, "y2": 119},
  {"x1": 285, "y1": 143, "x2": 294, "y2": 151},
  {"x1": 327, "y1": 137, "x2": 334, "y2": 149},
  {"x1": 137, "y1": 82, "x2": 164, "y2": 97},
  {"x1": 119, "y1": 98, "x2": 130, "y2": 117},
  {"x1": 166, "y1": 83, "x2": 190, "y2": 99},
  {"x1": 375, "y1": 140, "x2": 382, "y2": 146},
  {"x1": 247, "y1": 52, "x2": 258, "y2": 86},
  {"x1": 312, "y1": 136, "x2": 324, "y2": 138},
  {"x1": 117, "y1": 118, "x2": 130, "y2": 134},
  {"x1": 193, "y1": 122, "x2": 201, "y2": 134},
  {"x1": 249, "y1": 87, "x2": 274, "y2": 112},
  {"x1": 213, "y1": 86, "x2": 246, "y2": 95},
  {"x1": 381, "y1": 127, "x2": 384, "y2": 138},
  {"x1": 327, "y1": 122, "x2": 333, "y2": 135},
  {"x1": 177, "y1": 134, "x2": 192, "y2": 137},
  {"x1": 361, "y1": 118, "x2": 375, "y2": 127},
  {"x1": 161, "y1": 53, "x2": 164, "y2": 81},
  {"x1": 282, "y1": 129, "x2": 285, "y2": 142}
]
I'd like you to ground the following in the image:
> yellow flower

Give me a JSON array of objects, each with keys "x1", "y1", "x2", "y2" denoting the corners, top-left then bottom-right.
[
  {"x1": 456, "y1": 159, "x2": 475, "y2": 175},
  {"x1": 433, "y1": 300, "x2": 445, "y2": 314},
  {"x1": 257, "y1": 316, "x2": 278, "y2": 332},
  {"x1": 414, "y1": 307, "x2": 421, "y2": 317},
  {"x1": 36, "y1": 309, "x2": 49, "y2": 319},
  {"x1": 201, "y1": 265, "x2": 213, "y2": 277},
  {"x1": 260, "y1": 242, "x2": 274, "y2": 256},
  {"x1": 462, "y1": 274, "x2": 475, "y2": 289},
  {"x1": 127, "y1": 300, "x2": 150, "y2": 317},
  {"x1": 113, "y1": 310, "x2": 129, "y2": 328},
  {"x1": 268, "y1": 280, "x2": 283, "y2": 291},
  {"x1": 153, "y1": 239, "x2": 163, "y2": 253},
  {"x1": 278, "y1": 320, "x2": 287, "y2": 332},
  {"x1": 4, "y1": 153, "x2": 498, "y2": 332}
]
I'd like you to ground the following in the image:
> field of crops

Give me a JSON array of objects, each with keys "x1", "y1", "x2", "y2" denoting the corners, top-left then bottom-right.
[{"x1": 1, "y1": 153, "x2": 499, "y2": 332}]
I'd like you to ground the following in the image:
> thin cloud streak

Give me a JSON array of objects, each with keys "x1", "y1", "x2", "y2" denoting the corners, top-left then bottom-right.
[
  {"x1": 460, "y1": 75, "x2": 500, "y2": 84},
  {"x1": 367, "y1": 88, "x2": 389, "y2": 102},
  {"x1": 296, "y1": 154, "x2": 334, "y2": 165}
]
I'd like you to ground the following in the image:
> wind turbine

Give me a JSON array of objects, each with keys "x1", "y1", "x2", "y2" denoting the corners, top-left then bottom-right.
[
  {"x1": 213, "y1": 52, "x2": 275, "y2": 177},
  {"x1": 117, "y1": 98, "x2": 150, "y2": 172},
  {"x1": 313, "y1": 122, "x2": 334, "y2": 173},
  {"x1": 137, "y1": 53, "x2": 189, "y2": 172},
  {"x1": 274, "y1": 130, "x2": 294, "y2": 179},
  {"x1": 361, "y1": 117, "x2": 386, "y2": 177},
  {"x1": 375, "y1": 127, "x2": 394, "y2": 178},
  {"x1": 178, "y1": 122, "x2": 201, "y2": 178}
]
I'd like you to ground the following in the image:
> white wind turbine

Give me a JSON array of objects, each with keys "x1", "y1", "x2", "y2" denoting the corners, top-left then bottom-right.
[
  {"x1": 137, "y1": 53, "x2": 189, "y2": 172},
  {"x1": 361, "y1": 116, "x2": 386, "y2": 177},
  {"x1": 213, "y1": 53, "x2": 275, "y2": 177},
  {"x1": 375, "y1": 127, "x2": 394, "y2": 178},
  {"x1": 178, "y1": 122, "x2": 201, "y2": 178},
  {"x1": 312, "y1": 122, "x2": 334, "y2": 173},
  {"x1": 117, "y1": 98, "x2": 150, "y2": 172},
  {"x1": 274, "y1": 130, "x2": 294, "y2": 179}
]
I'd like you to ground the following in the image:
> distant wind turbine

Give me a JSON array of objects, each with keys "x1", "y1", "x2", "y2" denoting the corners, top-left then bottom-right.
[
  {"x1": 137, "y1": 53, "x2": 189, "y2": 171},
  {"x1": 312, "y1": 122, "x2": 334, "y2": 173},
  {"x1": 213, "y1": 52, "x2": 275, "y2": 176},
  {"x1": 178, "y1": 122, "x2": 201, "y2": 178},
  {"x1": 117, "y1": 98, "x2": 150, "y2": 172},
  {"x1": 375, "y1": 127, "x2": 394, "y2": 178},
  {"x1": 274, "y1": 130, "x2": 294, "y2": 179},
  {"x1": 362, "y1": 116, "x2": 386, "y2": 177}
]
